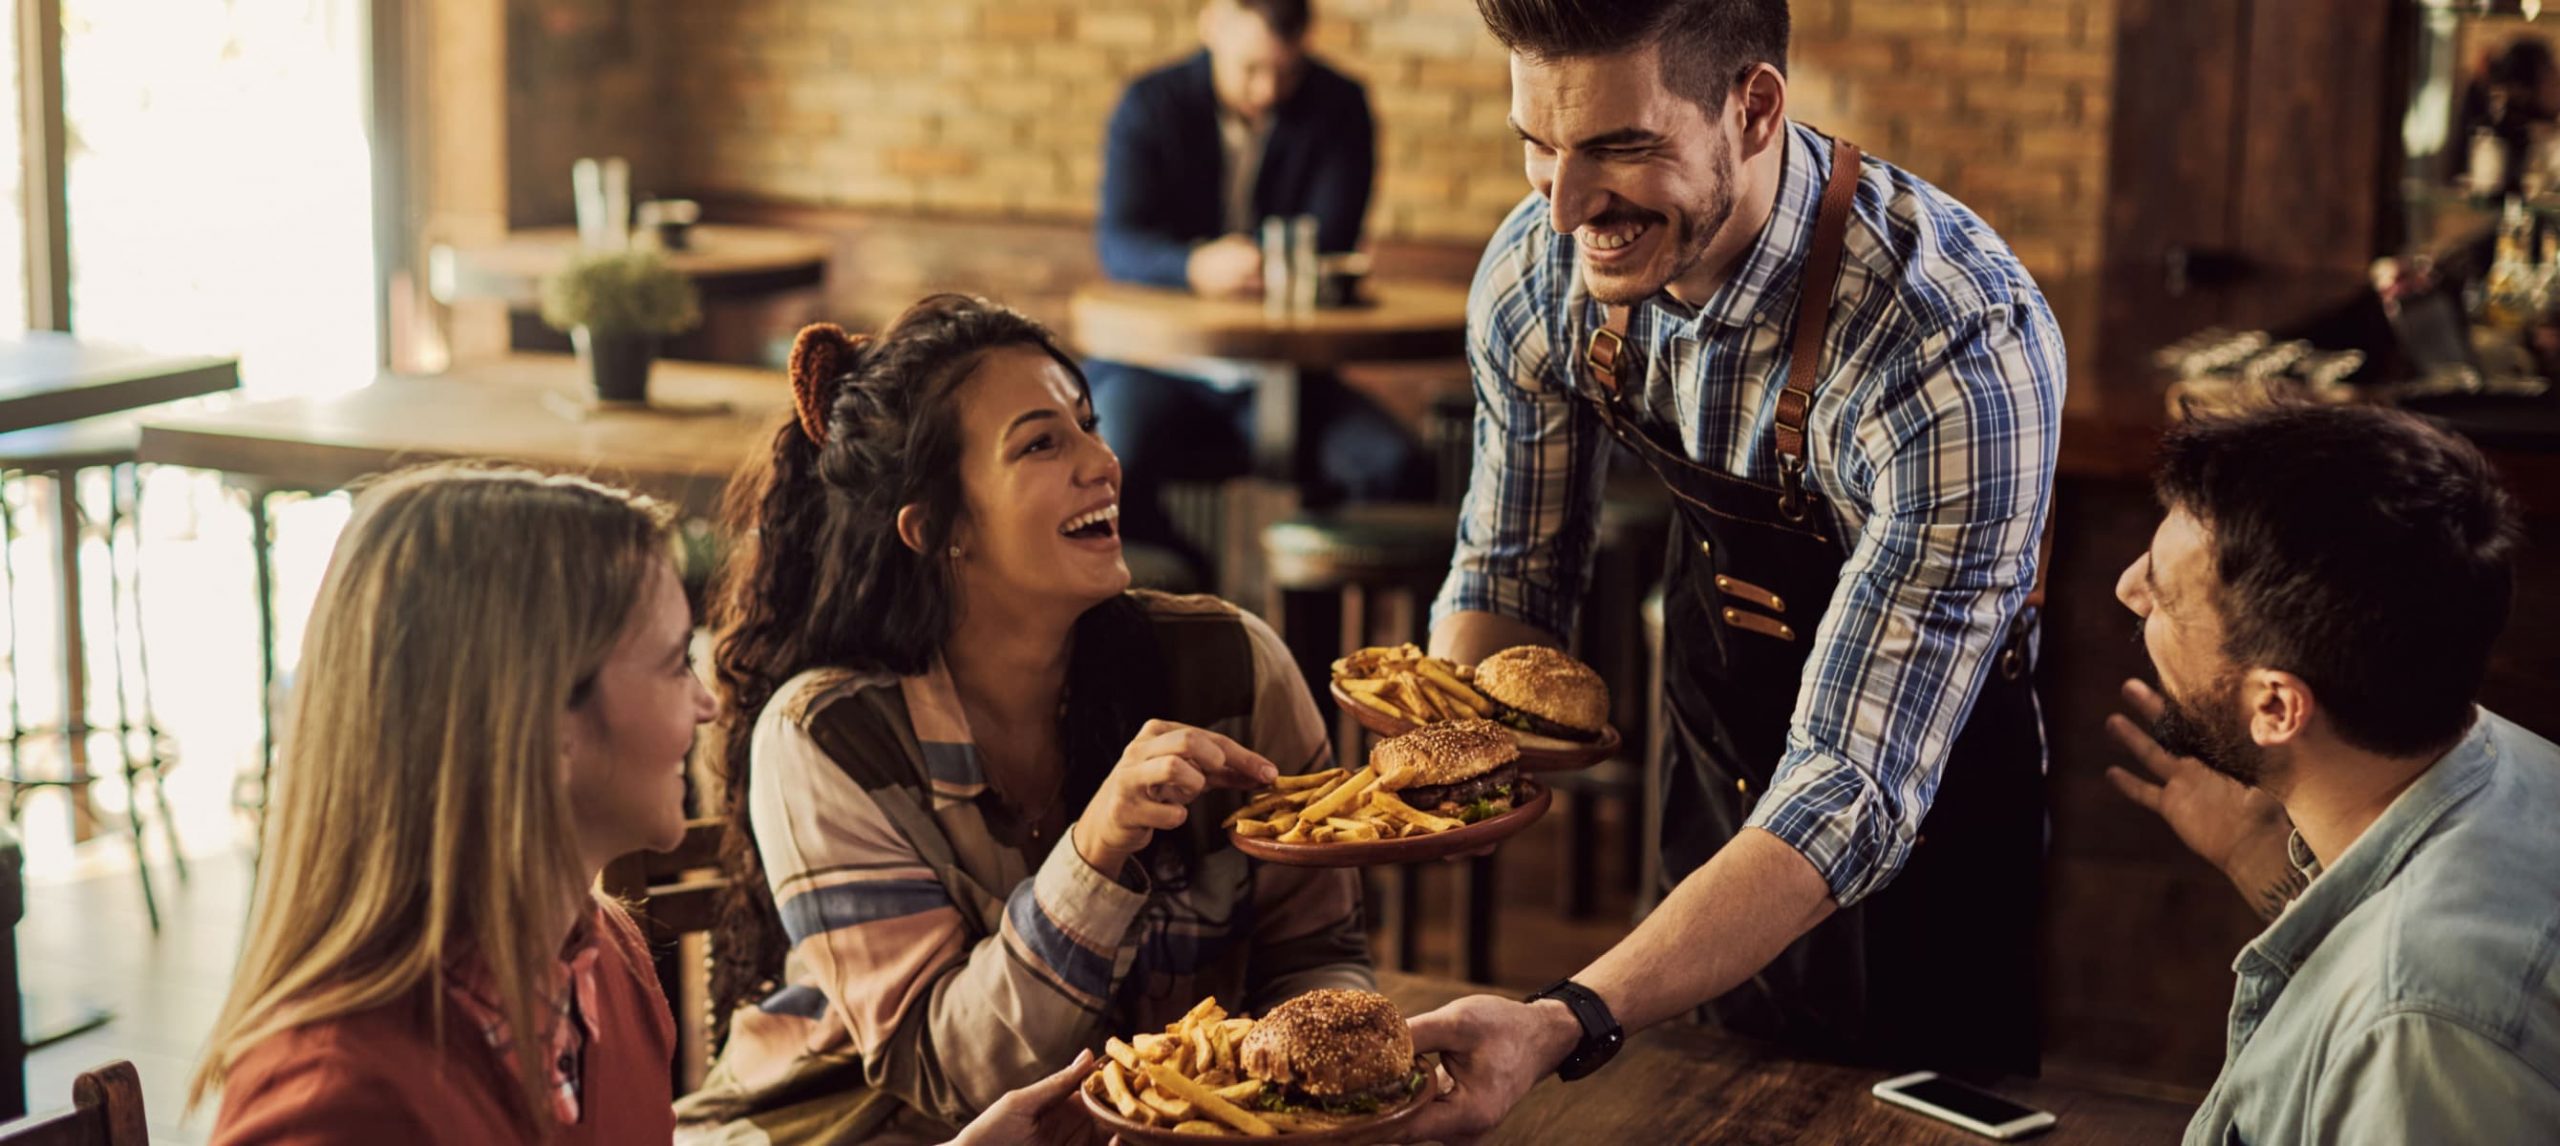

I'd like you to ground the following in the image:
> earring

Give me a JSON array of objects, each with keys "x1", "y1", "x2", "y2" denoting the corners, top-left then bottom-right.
[{"x1": 948, "y1": 544, "x2": 963, "y2": 559}]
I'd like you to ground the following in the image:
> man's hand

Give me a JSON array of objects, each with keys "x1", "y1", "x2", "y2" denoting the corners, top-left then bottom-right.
[
  {"x1": 1398, "y1": 995, "x2": 1581, "y2": 1146},
  {"x1": 943, "y1": 1049, "x2": 1100, "y2": 1146},
  {"x1": 2105, "y1": 678, "x2": 2302, "y2": 919},
  {"x1": 1185, "y1": 234, "x2": 1263, "y2": 298}
]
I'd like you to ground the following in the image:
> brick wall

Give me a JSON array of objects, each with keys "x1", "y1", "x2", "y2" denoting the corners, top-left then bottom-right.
[{"x1": 590, "y1": 0, "x2": 2112, "y2": 281}]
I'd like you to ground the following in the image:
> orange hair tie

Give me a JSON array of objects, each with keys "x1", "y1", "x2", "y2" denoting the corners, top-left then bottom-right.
[{"x1": 787, "y1": 323, "x2": 870, "y2": 446}]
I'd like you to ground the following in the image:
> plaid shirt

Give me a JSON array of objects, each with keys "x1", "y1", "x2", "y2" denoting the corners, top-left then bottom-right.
[{"x1": 1433, "y1": 123, "x2": 2064, "y2": 906}]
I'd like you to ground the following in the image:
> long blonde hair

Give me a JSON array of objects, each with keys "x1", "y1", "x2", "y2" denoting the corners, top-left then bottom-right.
[{"x1": 191, "y1": 463, "x2": 675, "y2": 1126}]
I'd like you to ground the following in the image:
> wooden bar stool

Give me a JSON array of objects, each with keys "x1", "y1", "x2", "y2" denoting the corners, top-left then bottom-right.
[{"x1": 0, "y1": 417, "x2": 185, "y2": 932}]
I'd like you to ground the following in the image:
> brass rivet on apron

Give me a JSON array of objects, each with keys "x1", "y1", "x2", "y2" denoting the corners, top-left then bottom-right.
[
  {"x1": 1714, "y1": 574, "x2": 1786, "y2": 614},
  {"x1": 1699, "y1": 539, "x2": 1712, "y2": 556},
  {"x1": 1736, "y1": 778, "x2": 1749, "y2": 794}
]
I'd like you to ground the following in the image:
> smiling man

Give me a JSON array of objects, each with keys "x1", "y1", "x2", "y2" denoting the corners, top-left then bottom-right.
[
  {"x1": 2104, "y1": 406, "x2": 2558, "y2": 1145},
  {"x1": 1410, "y1": 0, "x2": 2065, "y2": 1134}
]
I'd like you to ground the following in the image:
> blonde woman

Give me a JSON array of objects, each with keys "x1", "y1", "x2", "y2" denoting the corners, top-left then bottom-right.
[{"x1": 191, "y1": 465, "x2": 716, "y2": 1144}]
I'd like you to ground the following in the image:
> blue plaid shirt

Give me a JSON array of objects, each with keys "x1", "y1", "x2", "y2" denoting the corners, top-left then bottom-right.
[{"x1": 1433, "y1": 123, "x2": 2065, "y2": 906}]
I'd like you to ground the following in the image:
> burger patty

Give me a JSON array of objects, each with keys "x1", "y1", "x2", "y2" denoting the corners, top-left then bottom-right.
[
  {"x1": 1396, "y1": 760, "x2": 1521, "y2": 817},
  {"x1": 1482, "y1": 698, "x2": 1602, "y2": 743},
  {"x1": 1263, "y1": 1071, "x2": 1423, "y2": 1115}
]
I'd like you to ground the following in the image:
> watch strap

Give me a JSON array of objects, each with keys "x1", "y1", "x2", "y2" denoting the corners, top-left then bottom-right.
[{"x1": 1525, "y1": 978, "x2": 1623, "y2": 1081}]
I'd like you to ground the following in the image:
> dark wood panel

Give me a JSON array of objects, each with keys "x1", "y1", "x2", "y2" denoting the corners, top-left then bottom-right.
[
  {"x1": 2104, "y1": 0, "x2": 2248, "y2": 270},
  {"x1": 2233, "y1": 0, "x2": 2397, "y2": 268},
  {"x1": 2107, "y1": 0, "x2": 2399, "y2": 272}
]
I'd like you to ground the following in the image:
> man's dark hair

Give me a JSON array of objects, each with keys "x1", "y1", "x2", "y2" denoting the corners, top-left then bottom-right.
[
  {"x1": 1473, "y1": 0, "x2": 1789, "y2": 110},
  {"x1": 2154, "y1": 405, "x2": 2521, "y2": 757},
  {"x1": 1236, "y1": 0, "x2": 1312, "y2": 41}
]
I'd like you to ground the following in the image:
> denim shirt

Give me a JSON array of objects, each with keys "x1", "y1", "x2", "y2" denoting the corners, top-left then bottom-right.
[{"x1": 2185, "y1": 709, "x2": 2560, "y2": 1145}]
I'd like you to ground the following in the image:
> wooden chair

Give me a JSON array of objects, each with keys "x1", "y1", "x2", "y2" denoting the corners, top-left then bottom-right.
[
  {"x1": 602, "y1": 817, "x2": 730, "y2": 1094},
  {"x1": 0, "y1": 1060, "x2": 147, "y2": 1146}
]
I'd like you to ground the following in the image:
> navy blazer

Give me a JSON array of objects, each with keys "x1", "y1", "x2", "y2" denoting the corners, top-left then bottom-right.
[{"x1": 1097, "y1": 51, "x2": 1376, "y2": 289}]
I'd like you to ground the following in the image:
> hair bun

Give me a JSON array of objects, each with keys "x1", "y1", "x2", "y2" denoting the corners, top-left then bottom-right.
[{"x1": 788, "y1": 323, "x2": 870, "y2": 445}]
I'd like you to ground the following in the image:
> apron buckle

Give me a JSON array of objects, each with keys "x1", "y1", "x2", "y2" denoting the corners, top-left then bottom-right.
[
  {"x1": 1776, "y1": 453, "x2": 1809, "y2": 523},
  {"x1": 1999, "y1": 608, "x2": 2036, "y2": 681}
]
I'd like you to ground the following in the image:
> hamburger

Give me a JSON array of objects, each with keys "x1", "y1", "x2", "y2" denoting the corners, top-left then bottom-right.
[
  {"x1": 1373, "y1": 719, "x2": 1520, "y2": 824},
  {"x1": 1239, "y1": 988, "x2": 1422, "y2": 1116},
  {"x1": 1473, "y1": 646, "x2": 1610, "y2": 750}
]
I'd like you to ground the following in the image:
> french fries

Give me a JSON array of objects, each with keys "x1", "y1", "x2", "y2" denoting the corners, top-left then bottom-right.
[
  {"x1": 1082, "y1": 997, "x2": 1286, "y2": 1136},
  {"x1": 1330, "y1": 643, "x2": 1496, "y2": 728},
  {"x1": 1225, "y1": 758, "x2": 1493, "y2": 845},
  {"x1": 1083, "y1": 994, "x2": 1432, "y2": 1138}
]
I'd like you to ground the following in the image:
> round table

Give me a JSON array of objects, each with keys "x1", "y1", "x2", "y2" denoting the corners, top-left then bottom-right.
[
  {"x1": 1067, "y1": 279, "x2": 1470, "y2": 482},
  {"x1": 428, "y1": 224, "x2": 833, "y2": 306},
  {"x1": 1069, "y1": 278, "x2": 1472, "y2": 656}
]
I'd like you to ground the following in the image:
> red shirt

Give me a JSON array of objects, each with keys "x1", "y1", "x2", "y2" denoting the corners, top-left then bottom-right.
[{"x1": 210, "y1": 899, "x2": 676, "y2": 1145}]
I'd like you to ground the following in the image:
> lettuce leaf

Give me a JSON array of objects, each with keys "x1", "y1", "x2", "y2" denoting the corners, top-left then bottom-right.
[{"x1": 1457, "y1": 787, "x2": 1514, "y2": 824}]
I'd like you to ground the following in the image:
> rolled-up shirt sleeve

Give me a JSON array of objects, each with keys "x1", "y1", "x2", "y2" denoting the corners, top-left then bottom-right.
[
  {"x1": 1432, "y1": 196, "x2": 1611, "y2": 640},
  {"x1": 1743, "y1": 302, "x2": 2060, "y2": 906}
]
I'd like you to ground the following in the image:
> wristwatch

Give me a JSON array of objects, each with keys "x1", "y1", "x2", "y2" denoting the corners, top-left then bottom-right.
[{"x1": 1523, "y1": 978, "x2": 1623, "y2": 1081}]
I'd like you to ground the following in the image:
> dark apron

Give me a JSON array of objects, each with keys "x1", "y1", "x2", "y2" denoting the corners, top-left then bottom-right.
[{"x1": 1579, "y1": 136, "x2": 2045, "y2": 1077}]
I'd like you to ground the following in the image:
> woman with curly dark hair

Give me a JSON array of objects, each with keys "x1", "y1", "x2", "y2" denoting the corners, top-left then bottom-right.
[{"x1": 673, "y1": 295, "x2": 1370, "y2": 1143}]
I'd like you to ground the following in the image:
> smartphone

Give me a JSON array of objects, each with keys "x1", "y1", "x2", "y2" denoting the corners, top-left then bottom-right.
[{"x1": 1871, "y1": 1071, "x2": 2057, "y2": 1140}]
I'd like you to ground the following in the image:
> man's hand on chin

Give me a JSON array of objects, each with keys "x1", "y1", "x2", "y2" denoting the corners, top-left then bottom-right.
[{"x1": 1398, "y1": 994, "x2": 1582, "y2": 1146}]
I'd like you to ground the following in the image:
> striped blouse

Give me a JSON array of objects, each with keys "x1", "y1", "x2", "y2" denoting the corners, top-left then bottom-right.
[{"x1": 675, "y1": 592, "x2": 1371, "y2": 1144}]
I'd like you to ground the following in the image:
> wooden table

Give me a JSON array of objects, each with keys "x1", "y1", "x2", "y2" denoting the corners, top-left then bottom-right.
[
  {"x1": 1068, "y1": 279, "x2": 1469, "y2": 483},
  {"x1": 0, "y1": 335, "x2": 237, "y2": 435},
  {"x1": 1379, "y1": 971, "x2": 2196, "y2": 1144},
  {"x1": 427, "y1": 224, "x2": 834, "y2": 307},
  {"x1": 138, "y1": 354, "x2": 788, "y2": 789},
  {"x1": 137, "y1": 353, "x2": 788, "y2": 516}
]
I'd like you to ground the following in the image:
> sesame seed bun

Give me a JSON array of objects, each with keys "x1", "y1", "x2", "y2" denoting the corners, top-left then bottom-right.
[
  {"x1": 1474, "y1": 646, "x2": 1609, "y2": 736},
  {"x1": 1371, "y1": 719, "x2": 1519, "y2": 791},
  {"x1": 1239, "y1": 988, "x2": 1415, "y2": 1103}
]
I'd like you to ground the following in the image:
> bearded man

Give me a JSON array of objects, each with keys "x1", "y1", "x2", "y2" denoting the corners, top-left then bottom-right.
[
  {"x1": 2102, "y1": 404, "x2": 2559, "y2": 1145},
  {"x1": 1407, "y1": 0, "x2": 2066, "y2": 1131}
]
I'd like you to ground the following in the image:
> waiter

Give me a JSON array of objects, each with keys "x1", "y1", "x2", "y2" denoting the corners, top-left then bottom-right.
[{"x1": 1406, "y1": 0, "x2": 2062, "y2": 1136}]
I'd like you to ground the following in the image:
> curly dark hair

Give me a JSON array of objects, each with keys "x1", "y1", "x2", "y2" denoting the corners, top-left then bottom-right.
[{"x1": 705, "y1": 294, "x2": 1177, "y2": 1027}]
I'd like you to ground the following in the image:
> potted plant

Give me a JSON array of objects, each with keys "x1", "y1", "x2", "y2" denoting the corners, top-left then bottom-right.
[{"x1": 539, "y1": 250, "x2": 701, "y2": 404}]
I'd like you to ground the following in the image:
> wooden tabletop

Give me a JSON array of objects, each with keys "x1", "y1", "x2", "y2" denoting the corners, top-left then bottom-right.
[
  {"x1": 0, "y1": 334, "x2": 240, "y2": 435},
  {"x1": 1378, "y1": 971, "x2": 2194, "y2": 1145},
  {"x1": 428, "y1": 224, "x2": 834, "y2": 306},
  {"x1": 1069, "y1": 280, "x2": 1469, "y2": 371},
  {"x1": 135, "y1": 354, "x2": 788, "y2": 516}
]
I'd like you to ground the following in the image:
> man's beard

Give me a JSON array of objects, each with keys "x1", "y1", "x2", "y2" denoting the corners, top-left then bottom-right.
[
  {"x1": 1583, "y1": 134, "x2": 1738, "y2": 305},
  {"x1": 2151, "y1": 673, "x2": 2266, "y2": 787}
]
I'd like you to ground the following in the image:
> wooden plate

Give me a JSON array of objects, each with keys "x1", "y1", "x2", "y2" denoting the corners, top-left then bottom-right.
[
  {"x1": 1227, "y1": 780, "x2": 1551, "y2": 867},
  {"x1": 1080, "y1": 1058, "x2": 1436, "y2": 1145},
  {"x1": 1329, "y1": 679, "x2": 1621, "y2": 773}
]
